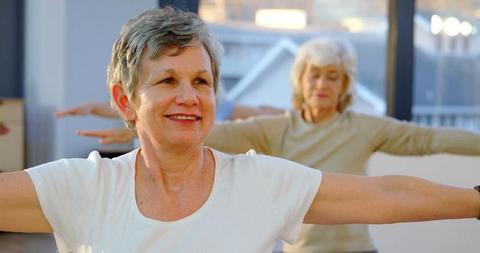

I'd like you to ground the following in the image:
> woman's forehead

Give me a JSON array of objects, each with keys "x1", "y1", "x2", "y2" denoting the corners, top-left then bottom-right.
[
  {"x1": 306, "y1": 62, "x2": 343, "y2": 72},
  {"x1": 143, "y1": 44, "x2": 211, "y2": 67},
  {"x1": 137, "y1": 44, "x2": 213, "y2": 83}
]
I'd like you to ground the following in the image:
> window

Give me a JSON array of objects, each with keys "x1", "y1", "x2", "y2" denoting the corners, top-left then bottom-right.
[
  {"x1": 199, "y1": 0, "x2": 388, "y2": 114},
  {"x1": 413, "y1": 0, "x2": 480, "y2": 131}
]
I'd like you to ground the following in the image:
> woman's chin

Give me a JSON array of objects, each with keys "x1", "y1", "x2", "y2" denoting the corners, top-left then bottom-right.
[
  {"x1": 166, "y1": 134, "x2": 203, "y2": 147},
  {"x1": 308, "y1": 101, "x2": 335, "y2": 111}
]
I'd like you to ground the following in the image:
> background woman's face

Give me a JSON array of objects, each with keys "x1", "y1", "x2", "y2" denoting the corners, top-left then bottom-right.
[
  {"x1": 132, "y1": 43, "x2": 216, "y2": 148},
  {"x1": 301, "y1": 62, "x2": 347, "y2": 112}
]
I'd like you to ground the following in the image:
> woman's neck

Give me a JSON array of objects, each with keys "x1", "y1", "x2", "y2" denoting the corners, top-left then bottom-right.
[
  {"x1": 133, "y1": 132, "x2": 215, "y2": 221},
  {"x1": 136, "y1": 131, "x2": 209, "y2": 193},
  {"x1": 302, "y1": 106, "x2": 338, "y2": 124}
]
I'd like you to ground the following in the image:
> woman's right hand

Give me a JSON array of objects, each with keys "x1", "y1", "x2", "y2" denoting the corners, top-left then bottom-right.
[
  {"x1": 55, "y1": 103, "x2": 95, "y2": 118},
  {"x1": 77, "y1": 127, "x2": 136, "y2": 145},
  {"x1": 55, "y1": 102, "x2": 119, "y2": 118}
]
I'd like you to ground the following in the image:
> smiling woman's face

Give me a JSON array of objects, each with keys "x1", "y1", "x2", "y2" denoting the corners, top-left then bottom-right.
[
  {"x1": 301, "y1": 62, "x2": 347, "y2": 113},
  {"x1": 131, "y1": 42, "x2": 216, "y2": 148}
]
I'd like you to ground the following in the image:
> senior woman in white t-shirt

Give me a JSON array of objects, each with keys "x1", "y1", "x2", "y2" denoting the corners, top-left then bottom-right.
[{"x1": 0, "y1": 7, "x2": 479, "y2": 253}]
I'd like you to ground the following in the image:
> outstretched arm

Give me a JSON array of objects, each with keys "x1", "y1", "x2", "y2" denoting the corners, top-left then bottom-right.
[
  {"x1": 305, "y1": 172, "x2": 480, "y2": 225},
  {"x1": 206, "y1": 115, "x2": 287, "y2": 155},
  {"x1": 229, "y1": 104, "x2": 284, "y2": 120},
  {"x1": 77, "y1": 128, "x2": 136, "y2": 144},
  {"x1": 362, "y1": 114, "x2": 480, "y2": 156},
  {"x1": 55, "y1": 102, "x2": 119, "y2": 119},
  {"x1": 0, "y1": 171, "x2": 52, "y2": 233}
]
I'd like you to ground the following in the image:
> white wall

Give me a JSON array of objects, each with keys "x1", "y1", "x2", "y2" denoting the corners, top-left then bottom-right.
[
  {"x1": 24, "y1": 0, "x2": 156, "y2": 166},
  {"x1": 235, "y1": 52, "x2": 294, "y2": 109},
  {"x1": 369, "y1": 154, "x2": 480, "y2": 252}
]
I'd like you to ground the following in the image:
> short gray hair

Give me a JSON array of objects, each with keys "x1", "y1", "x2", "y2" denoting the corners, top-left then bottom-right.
[
  {"x1": 107, "y1": 7, "x2": 223, "y2": 129},
  {"x1": 290, "y1": 37, "x2": 357, "y2": 113}
]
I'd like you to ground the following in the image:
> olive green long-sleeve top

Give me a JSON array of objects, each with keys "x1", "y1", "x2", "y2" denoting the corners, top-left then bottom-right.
[{"x1": 205, "y1": 110, "x2": 480, "y2": 253}]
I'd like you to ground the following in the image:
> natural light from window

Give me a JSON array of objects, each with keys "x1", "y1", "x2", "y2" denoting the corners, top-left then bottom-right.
[{"x1": 255, "y1": 9, "x2": 306, "y2": 30}]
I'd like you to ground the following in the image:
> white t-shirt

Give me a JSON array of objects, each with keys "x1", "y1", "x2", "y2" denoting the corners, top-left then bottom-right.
[{"x1": 26, "y1": 148, "x2": 322, "y2": 253}]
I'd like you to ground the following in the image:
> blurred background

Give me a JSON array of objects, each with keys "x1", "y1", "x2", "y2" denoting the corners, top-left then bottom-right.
[{"x1": 0, "y1": 0, "x2": 479, "y2": 252}]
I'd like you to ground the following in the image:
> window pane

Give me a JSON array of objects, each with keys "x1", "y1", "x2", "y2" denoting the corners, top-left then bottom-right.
[
  {"x1": 199, "y1": 0, "x2": 388, "y2": 115},
  {"x1": 414, "y1": 0, "x2": 480, "y2": 132}
]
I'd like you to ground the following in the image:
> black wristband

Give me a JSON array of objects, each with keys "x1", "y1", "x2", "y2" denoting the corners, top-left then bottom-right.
[{"x1": 474, "y1": 185, "x2": 480, "y2": 220}]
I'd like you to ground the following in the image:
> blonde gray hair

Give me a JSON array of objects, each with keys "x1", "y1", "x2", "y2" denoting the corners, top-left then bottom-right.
[
  {"x1": 107, "y1": 7, "x2": 223, "y2": 129},
  {"x1": 290, "y1": 37, "x2": 357, "y2": 112}
]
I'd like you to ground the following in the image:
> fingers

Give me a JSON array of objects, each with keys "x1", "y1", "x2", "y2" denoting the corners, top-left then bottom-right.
[
  {"x1": 77, "y1": 130, "x2": 110, "y2": 138},
  {"x1": 54, "y1": 109, "x2": 80, "y2": 118},
  {"x1": 100, "y1": 136, "x2": 121, "y2": 145},
  {"x1": 54, "y1": 105, "x2": 91, "y2": 118},
  {"x1": 77, "y1": 129, "x2": 132, "y2": 145},
  {"x1": 54, "y1": 111, "x2": 67, "y2": 118},
  {"x1": 77, "y1": 130, "x2": 114, "y2": 145}
]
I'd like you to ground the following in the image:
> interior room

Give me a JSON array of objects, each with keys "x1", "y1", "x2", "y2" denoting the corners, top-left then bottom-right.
[{"x1": 0, "y1": 0, "x2": 479, "y2": 252}]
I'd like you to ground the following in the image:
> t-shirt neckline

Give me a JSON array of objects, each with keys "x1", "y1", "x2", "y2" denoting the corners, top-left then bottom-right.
[
  {"x1": 127, "y1": 147, "x2": 221, "y2": 226},
  {"x1": 293, "y1": 109, "x2": 343, "y2": 128}
]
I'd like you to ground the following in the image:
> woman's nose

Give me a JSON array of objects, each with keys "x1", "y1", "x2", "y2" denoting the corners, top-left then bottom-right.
[
  {"x1": 314, "y1": 77, "x2": 328, "y2": 89},
  {"x1": 176, "y1": 83, "x2": 199, "y2": 105}
]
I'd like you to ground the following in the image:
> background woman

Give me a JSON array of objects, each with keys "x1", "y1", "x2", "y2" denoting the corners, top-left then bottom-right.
[{"x1": 205, "y1": 37, "x2": 480, "y2": 253}]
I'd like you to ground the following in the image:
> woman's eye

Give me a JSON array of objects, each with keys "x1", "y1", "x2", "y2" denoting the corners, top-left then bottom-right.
[
  {"x1": 327, "y1": 75, "x2": 340, "y2": 81},
  {"x1": 327, "y1": 74, "x2": 340, "y2": 81},
  {"x1": 159, "y1": 77, "x2": 174, "y2": 85},
  {"x1": 194, "y1": 78, "x2": 209, "y2": 85}
]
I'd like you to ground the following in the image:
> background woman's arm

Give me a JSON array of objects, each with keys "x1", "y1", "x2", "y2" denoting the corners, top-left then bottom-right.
[
  {"x1": 205, "y1": 115, "x2": 287, "y2": 155},
  {"x1": 55, "y1": 102, "x2": 119, "y2": 119},
  {"x1": 359, "y1": 114, "x2": 480, "y2": 155}
]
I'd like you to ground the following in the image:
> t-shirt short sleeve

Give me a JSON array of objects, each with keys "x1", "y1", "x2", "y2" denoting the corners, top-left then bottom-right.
[
  {"x1": 25, "y1": 151, "x2": 103, "y2": 242},
  {"x1": 254, "y1": 154, "x2": 322, "y2": 243}
]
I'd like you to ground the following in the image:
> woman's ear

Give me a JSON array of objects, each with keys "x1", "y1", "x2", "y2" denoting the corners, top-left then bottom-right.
[{"x1": 111, "y1": 83, "x2": 136, "y2": 121}]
